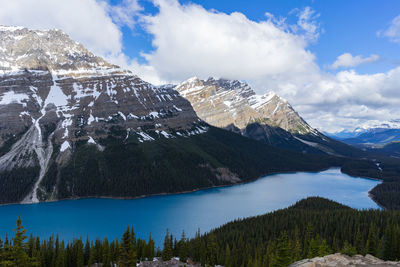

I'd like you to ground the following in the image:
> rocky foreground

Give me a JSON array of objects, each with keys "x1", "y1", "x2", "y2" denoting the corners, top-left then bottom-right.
[
  {"x1": 290, "y1": 253, "x2": 400, "y2": 266},
  {"x1": 137, "y1": 257, "x2": 201, "y2": 267}
]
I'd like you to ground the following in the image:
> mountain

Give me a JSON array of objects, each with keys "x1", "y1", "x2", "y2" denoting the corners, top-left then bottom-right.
[
  {"x1": 0, "y1": 26, "x2": 342, "y2": 205},
  {"x1": 340, "y1": 128, "x2": 400, "y2": 146},
  {"x1": 327, "y1": 120, "x2": 400, "y2": 144},
  {"x1": 175, "y1": 77, "x2": 315, "y2": 134},
  {"x1": 363, "y1": 141, "x2": 400, "y2": 158},
  {"x1": 175, "y1": 77, "x2": 367, "y2": 158}
]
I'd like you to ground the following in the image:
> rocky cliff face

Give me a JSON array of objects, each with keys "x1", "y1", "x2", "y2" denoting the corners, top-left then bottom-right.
[
  {"x1": 0, "y1": 26, "x2": 208, "y2": 204},
  {"x1": 175, "y1": 77, "x2": 364, "y2": 156},
  {"x1": 0, "y1": 25, "x2": 115, "y2": 72},
  {"x1": 175, "y1": 77, "x2": 316, "y2": 135}
]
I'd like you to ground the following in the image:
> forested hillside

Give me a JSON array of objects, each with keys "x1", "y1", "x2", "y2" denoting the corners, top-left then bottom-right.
[{"x1": 2, "y1": 198, "x2": 400, "y2": 267}]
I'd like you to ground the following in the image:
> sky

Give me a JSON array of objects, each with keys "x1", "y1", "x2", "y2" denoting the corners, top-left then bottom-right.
[{"x1": 0, "y1": 0, "x2": 400, "y2": 132}]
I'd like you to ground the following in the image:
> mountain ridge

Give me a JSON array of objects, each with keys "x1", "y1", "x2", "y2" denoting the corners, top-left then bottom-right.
[
  {"x1": 0, "y1": 25, "x2": 345, "y2": 205},
  {"x1": 174, "y1": 76, "x2": 370, "y2": 158},
  {"x1": 175, "y1": 76, "x2": 317, "y2": 135}
]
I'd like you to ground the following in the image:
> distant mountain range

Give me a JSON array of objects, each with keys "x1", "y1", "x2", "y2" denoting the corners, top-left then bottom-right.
[
  {"x1": 0, "y1": 25, "x2": 399, "y2": 209},
  {"x1": 327, "y1": 120, "x2": 400, "y2": 143},
  {"x1": 326, "y1": 123, "x2": 400, "y2": 158}
]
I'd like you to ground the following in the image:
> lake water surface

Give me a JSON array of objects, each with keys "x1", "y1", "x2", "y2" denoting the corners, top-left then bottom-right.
[{"x1": 0, "y1": 168, "x2": 380, "y2": 246}]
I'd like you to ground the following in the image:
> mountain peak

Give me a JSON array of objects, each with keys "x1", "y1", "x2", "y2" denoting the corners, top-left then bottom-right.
[
  {"x1": 0, "y1": 25, "x2": 25, "y2": 32},
  {"x1": 175, "y1": 77, "x2": 315, "y2": 135},
  {"x1": 0, "y1": 25, "x2": 117, "y2": 74},
  {"x1": 0, "y1": 25, "x2": 208, "y2": 203}
]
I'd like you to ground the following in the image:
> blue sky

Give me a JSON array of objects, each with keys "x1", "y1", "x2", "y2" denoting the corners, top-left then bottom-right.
[
  {"x1": 115, "y1": 0, "x2": 400, "y2": 75},
  {"x1": 1, "y1": 0, "x2": 400, "y2": 131}
]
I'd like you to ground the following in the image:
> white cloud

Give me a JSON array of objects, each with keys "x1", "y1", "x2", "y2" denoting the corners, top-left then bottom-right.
[
  {"x1": 296, "y1": 68, "x2": 400, "y2": 132},
  {"x1": 109, "y1": 0, "x2": 143, "y2": 29},
  {"x1": 141, "y1": 0, "x2": 320, "y2": 89},
  {"x1": 330, "y1": 53, "x2": 380, "y2": 69},
  {"x1": 0, "y1": 0, "x2": 140, "y2": 57},
  {"x1": 378, "y1": 14, "x2": 400, "y2": 44},
  {"x1": 290, "y1": 6, "x2": 322, "y2": 43},
  {"x1": 0, "y1": 0, "x2": 398, "y2": 132},
  {"x1": 137, "y1": 0, "x2": 400, "y2": 132}
]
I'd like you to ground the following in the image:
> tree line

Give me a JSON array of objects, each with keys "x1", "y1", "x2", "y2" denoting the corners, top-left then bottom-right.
[{"x1": 2, "y1": 197, "x2": 400, "y2": 267}]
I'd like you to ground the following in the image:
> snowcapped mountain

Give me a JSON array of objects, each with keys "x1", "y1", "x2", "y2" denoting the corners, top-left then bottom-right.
[
  {"x1": 174, "y1": 77, "x2": 369, "y2": 157},
  {"x1": 175, "y1": 77, "x2": 316, "y2": 135},
  {"x1": 0, "y1": 26, "x2": 334, "y2": 205},
  {"x1": 358, "y1": 119, "x2": 400, "y2": 130},
  {"x1": 0, "y1": 25, "x2": 116, "y2": 73},
  {"x1": 328, "y1": 120, "x2": 400, "y2": 145},
  {"x1": 0, "y1": 26, "x2": 217, "y2": 204}
]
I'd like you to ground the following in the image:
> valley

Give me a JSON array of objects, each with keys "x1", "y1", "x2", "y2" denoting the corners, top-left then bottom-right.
[
  {"x1": 0, "y1": 169, "x2": 379, "y2": 247},
  {"x1": 0, "y1": 21, "x2": 400, "y2": 267},
  {"x1": 0, "y1": 25, "x2": 396, "y2": 209}
]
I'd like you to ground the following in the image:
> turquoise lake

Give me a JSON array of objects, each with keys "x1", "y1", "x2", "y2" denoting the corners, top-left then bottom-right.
[{"x1": 0, "y1": 168, "x2": 380, "y2": 246}]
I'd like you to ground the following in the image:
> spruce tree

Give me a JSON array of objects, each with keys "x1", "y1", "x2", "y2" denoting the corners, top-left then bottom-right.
[
  {"x1": 178, "y1": 230, "x2": 188, "y2": 263},
  {"x1": 102, "y1": 238, "x2": 111, "y2": 267},
  {"x1": 354, "y1": 227, "x2": 364, "y2": 255},
  {"x1": 307, "y1": 236, "x2": 320, "y2": 258},
  {"x1": 162, "y1": 229, "x2": 173, "y2": 261},
  {"x1": 341, "y1": 241, "x2": 357, "y2": 256},
  {"x1": 74, "y1": 239, "x2": 84, "y2": 267},
  {"x1": 119, "y1": 226, "x2": 136, "y2": 267},
  {"x1": 383, "y1": 225, "x2": 395, "y2": 260},
  {"x1": 84, "y1": 236, "x2": 90, "y2": 265},
  {"x1": 366, "y1": 224, "x2": 378, "y2": 256},
  {"x1": 12, "y1": 216, "x2": 33, "y2": 267},
  {"x1": 224, "y1": 244, "x2": 231, "y2": 267},
  {"x1": 319, "y1": 239, "x2": 331, "y2": 256},
  {"x1": 271, "y1": 231, "x2": 291, "y2": 267},
  {"x1": 145, "y1": 233, "x2": 155, "y2": 260},
  {"x1": 206, "y1": 232, "x2": 218, "y2": 266}
]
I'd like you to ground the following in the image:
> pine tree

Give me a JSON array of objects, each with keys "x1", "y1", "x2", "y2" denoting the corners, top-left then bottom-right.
[
  {"x1": 319, "y1": 239, "x2": 331, "y2": 256},
  {"x1": 341, "y1": 241, "x2": 357, "y2": 256},
  {"x1": 271, "y1": 231, "x2": 291, "y2": 267},
  {"x1": 303, "y1": 223, "x2": 313, "y2": 257},
  {"x1": 192, "y1": 228, "x2": 201, "y2": 262},
  {"x1": 206, "y1": 232, "x2": 218, "y2": 266},
  {"x1": 383, "y1": 225, "x2": 394, "y2": 260},
  {"x1": 74, "y1": 239, "x2": 84, "y2": 267},
  {"x1": 162, "y1": 229, "x2": 173, "y2": 261},
  {"x1": 0, "y1": 234, "x2": 14, "y2": 266},
  {"x1": 307, "y1": 236, "x2": 320, "y2": 258},
  {"x1": 119, "y1": 226, "x2": 137, "y2": 267},
  {"x1": 354, "y1": 227, "x2": 364, "y2": 255},
  {"x1": 293, "y1": 226, "x2": 302, "y2": 261},
  {"x1": 145, "y1": 233, "x2": 155, "y2": 260},
  {"x1": 55, "y1": 240, "x2": 65, "y2": 267},
  {"x1": 366, "y1": 224, "x2": 378, "y2": 256},
  {"x1": 178, "y1": 231, "x2": 188, "y2": 263},
  {"x1": 102, "y1": 237, "x2": 111, "y2": 267},
  {"x1": 88, "y1": 243, "x2": 95, "y2": 267},
  {"x1": 84, "y1": 236, "x2": 90, "y2": 265},
  {"x1": 11, "y1": 216, "x2": 33, "y2": 267},
  {"x1": 224, "y1": 244, "x2": 231, "y2": 267}
]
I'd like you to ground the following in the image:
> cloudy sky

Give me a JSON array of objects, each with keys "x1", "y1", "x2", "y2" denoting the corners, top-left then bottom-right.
[{"x1": 0, "y1": 0, "x2": 399, "y2": 132}]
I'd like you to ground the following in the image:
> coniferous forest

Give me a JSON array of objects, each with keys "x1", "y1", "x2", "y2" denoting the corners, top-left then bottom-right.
[{"x1": 2, "y1": 197, "x2": 400, "y2": 267}]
